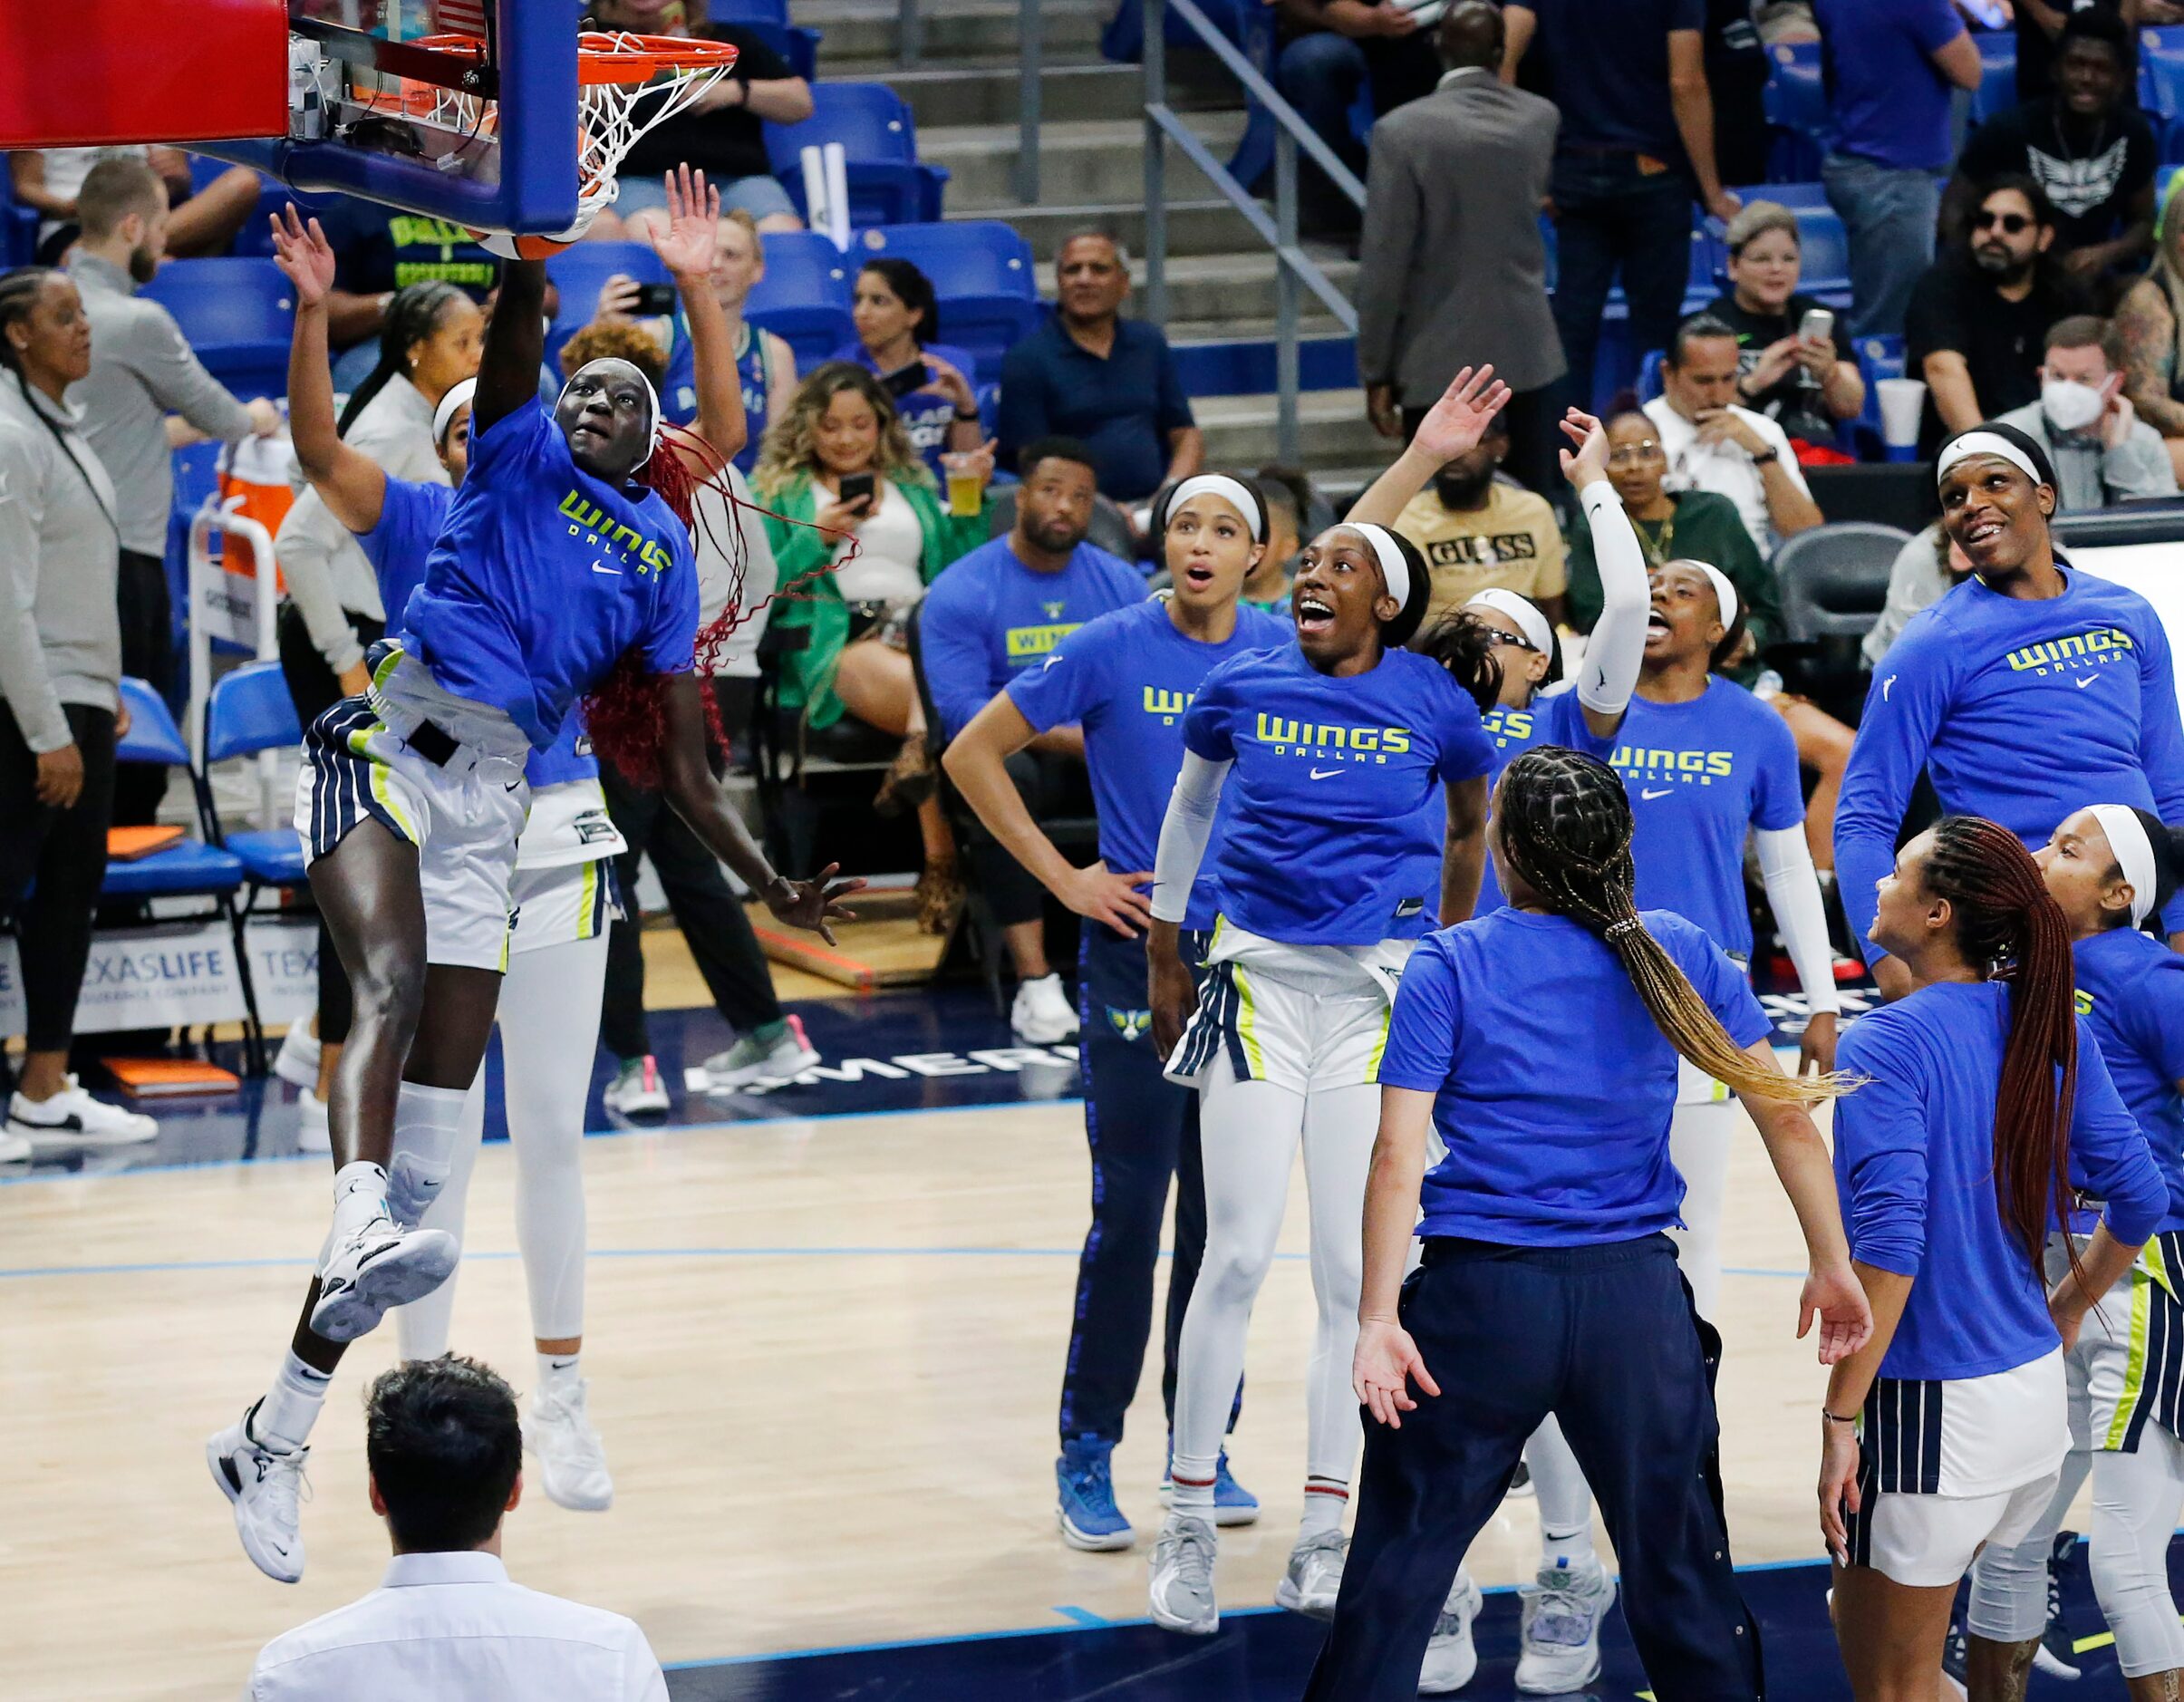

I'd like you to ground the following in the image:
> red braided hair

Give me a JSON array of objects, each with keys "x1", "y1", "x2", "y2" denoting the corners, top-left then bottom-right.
[{"x1": 1919, "y1": 816, "x2": 2083, "y2": 1281}]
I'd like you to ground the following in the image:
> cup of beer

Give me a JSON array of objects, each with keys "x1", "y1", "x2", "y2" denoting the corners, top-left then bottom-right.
[{"x1": 940, "y1": 450, "x2": 983, "y2": 518}]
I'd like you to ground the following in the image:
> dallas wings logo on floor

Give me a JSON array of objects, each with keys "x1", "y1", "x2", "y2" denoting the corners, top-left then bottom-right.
[{"x1": 1248, "y1": 712, "x2": 1411, "y2": 765}]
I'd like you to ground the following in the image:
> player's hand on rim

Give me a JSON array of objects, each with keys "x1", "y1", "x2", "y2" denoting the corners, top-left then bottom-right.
[
  {"x1": 1354, "y1": 1318, "x2": 1439, "y2": 1429},
  {"x1": 764, "y1": 863, "x2": 864, "y2": 946},
  {"x1": 268, "y1": 205, "x2": 338, "y2": 306}
]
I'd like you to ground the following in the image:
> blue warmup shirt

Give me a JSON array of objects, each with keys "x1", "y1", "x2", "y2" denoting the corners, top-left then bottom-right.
[
  {"x1": 1838, "y1": 568, "x2": 2184, "y2": 944},
  {"x1": 918, "y1": 535, "x2": 1146, "y2": 740},
  {"x1": 401, "y1": 397, "x2": 698, "y2": 752},
  {"x1": 1834, "y1": 982, "x2": 2168, "y2": 1382},
  {"x1": 829, "y1": 340, "x2": 980, "y2": 481},
  {"x1": 1812, "y1": 0, "x2": 1967, "y2": 173},
  {"x1": 358, "y1": 476, "x2": 596, "y2": 789},
  {"x1": 2075, "y1": 925, "x2": 2184, "y2": 1233},
  {"x1": 1382, "y1": 908, "x2": 1771, "y2": 1244},
  {"x1": 1476, "y1": 688, "x2": 1612, "y2": 914},
  {"x1": 661, "y1": 314, "x2": 770, "y2": 475},
  {"x1": 1606, "y1": 680, "x2": 1805, "y2": 960},
  {"x1": 1007, "y1": 597, "x2": 1289, "y2": 931},
  {"x1": 1182, "y1": 643, "x2": 1496, "y2": 945}
]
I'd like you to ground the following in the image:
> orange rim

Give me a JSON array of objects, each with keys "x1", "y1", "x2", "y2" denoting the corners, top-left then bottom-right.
[{"x1": 403, "y1": 31, "x2": 739, "y2": 87}]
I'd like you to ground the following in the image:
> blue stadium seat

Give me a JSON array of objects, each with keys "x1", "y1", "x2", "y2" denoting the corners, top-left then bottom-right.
[
  {"x1": 2144, "y1": 27, "x2": 2184, "y2": 116},
  {"x1": 1754, "y1": 181, "x2": 1831, "y2": 209},
  {"x1": 1851, "y1": 334, "x2": 1907, "y2": 457},
  {"x1": 1969, "y1": 34, "x2": 2018, "y2": 126},
  {"x1": 765, "y1": 83, "x2": 950, "y2": 227},
  {"x1": 204, "y1": 662, "x2": 307, "y2": 892},
  {"x1": 545, "y1": 242, "x2": 671, "y2": 367},
  {"x1": 140, "y1": 258, "x2": 293, "y2": 399},
  {"x1": 746, "y1": 231, "x2": 855, "y2": 370},
  {"x1": 104, "y1": 679, "x2": 247, "y2": 902},
  {"x1": 1784, "y1": 205, "x2": 1851, "y2": 300},
  {"x1": 852, "y1": 222, "x2": 1043, "y2": 375},
  {"x1": 1763, "y1": 42, "x2": 1831, "y2": 181},
  {"x1": 0, "y1": 169, "x2": 36, "y2": 267},
  {"x1": 1637, "y1": 349, "x2": 1666, "y2": 403},
  {"x1": 707, "y1": 2, "x2": 822, "y2": 82}
]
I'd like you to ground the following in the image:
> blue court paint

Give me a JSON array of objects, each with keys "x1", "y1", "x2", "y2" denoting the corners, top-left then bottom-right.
[{"x1": 657, "y1": 1545, "x2": 2184, "y2": 1701}]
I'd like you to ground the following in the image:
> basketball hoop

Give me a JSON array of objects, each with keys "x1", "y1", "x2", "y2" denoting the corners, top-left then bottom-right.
[{"x1": 352, "y1": 31, "x2": 738, "y2": 257}]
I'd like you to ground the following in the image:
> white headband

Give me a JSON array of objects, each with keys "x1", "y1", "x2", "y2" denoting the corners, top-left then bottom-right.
[
  {"x1": 2088, "y1": 804, "x2": 2160, "y2": 929},
  {"x1": 1465, "y1": 587, "x2": 1554, "y2": 658},
  {"x1": 431, "y1": 378, "x2": 476, "y2": 447},
  {"x1": 1937, "y1": 430, "x2": 2044, "y2": 488},
  {"x1": 560, "y1": 359, "x2": 663, "y2": 470},
  {"x1": 1166, "y1": 474, "x2": 1263, "y2": 540},
  {"x1": 1674, "y1": 560, "x2": 1738, "y2": 633},
  {"x1": 1344, "y1": 521, "x2": 1412, "y2": 614}
]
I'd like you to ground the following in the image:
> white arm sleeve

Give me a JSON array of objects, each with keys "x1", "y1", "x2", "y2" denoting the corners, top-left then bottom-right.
[
  {"x1": 1756, "y1": 824, "x2": 1841, "y2": 1018},
  {"x1": 1576, "y1": 479, "x2": 1647, "y2": 717},
  {"x1": 1150, "y1": 749, "x2": 1231, "y2": 925}
]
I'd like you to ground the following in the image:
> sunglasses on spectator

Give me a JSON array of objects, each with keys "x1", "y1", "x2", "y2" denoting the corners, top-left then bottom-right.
[{"x1": 1974, "y1": 210, "x2": 2034, "y2": 235}]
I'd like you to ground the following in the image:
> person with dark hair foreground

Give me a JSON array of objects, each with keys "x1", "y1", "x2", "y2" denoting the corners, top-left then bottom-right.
[
  {"x1": 1836, "y1": 421, "x2": 2184, "y2": 1001},
  {"x1": 1301, "y1": 746, "x2": 1867, "y2": 1702},
  {"x1": 1965, "y1": 805, "x2": 2184, "y2": 1697},
  {"x1": 208, "y1": 178, "x2": 857, "y2": 1585},
  {"x1": 1143, "y1": 369, "x2": 1503, "y2": 1647},
  {"x1": 245, "y1": 1357, "x2": 669, "y2": 1699},
  {"x1": 830, "y1": 256, "x2": 984, "y2": 481},
  {"x1": 1822, "y1": 817, "x2": 2164, "y2": 1702}
]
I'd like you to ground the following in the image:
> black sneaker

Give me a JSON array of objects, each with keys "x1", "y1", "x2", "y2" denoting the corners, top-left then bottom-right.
[{"x1": 2037, "y1": 1531, "x2": 2083, "y2": 1680}]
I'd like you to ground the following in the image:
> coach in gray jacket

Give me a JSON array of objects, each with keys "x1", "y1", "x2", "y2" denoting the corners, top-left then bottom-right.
[
  {"x1": 1357, "y1": 1, "x2": 1563, "y2": 496},
  {"x1": 64, "y1": 155, "x2": 277, "y2": 823}
]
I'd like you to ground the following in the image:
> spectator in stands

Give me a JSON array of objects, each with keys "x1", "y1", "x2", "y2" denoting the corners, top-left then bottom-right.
[
  {"x1": 830, "y1": 258, "x2": 984, "y2": 481},
  {"x1": 62, "y1": 158, "x2": 279, "y2": 828},
  {"x1": 1358, "y1": 2, "x2": 1563, "y2": 498},
  {"x1": 586, "y1": 207, "x2": 796, "y2": 475},
  {"x1": 0, "y1": 267, "x2": 157, "y2": 1154},
  {"x1": 1811, "y1": 0, "x2": 1983, "y2": 339},
  {"x1": 9, "y1": 146, "x2": 258, "y2": 266},
  {"x1": 1247, "y1": 463, "x2": 1312, "y2": 612},
  {"x1": 2114, "y1": 173, "x2": 2184, "y2": 483},
  {"x1": 919, "y1": 438, "x2": 1145, "y2": 1043},
  {"x1": 1387, "y1": 411, "x2": 1570, "y2": 634},
  {"x1": 1565, "y1": 407, "x2": 1783, "y2": 673},
  {"x1": 1705, "y1": 0, "x2": 1773, "y2": 189},
  {"x1": 1705, "y1": 200, "x2": 1866, "y2": 446},
  {"x1": 998, "y1": 232, "x2": 1202, "y2": 507},
  {"x1": 1906, "y1": 175, "x2": 2086, "y2": 454},
  {"x1": 1502, "y1": 0, "x2": 1743, "y2": 409},
  {"x1": 314, "y1": 200, "x2": 504, "y2": 391},
  {"x1": 1861, "y1": 521, "x2": 1971, "y2": 668},
  {"x1": 1646, "y1": 314, "x2": 1823, "y2": 553},
  {"x1": 755, "y1": 363, "x2": 994, "y2": 931},
  {"x1": 1993, "y1": 314, "x2": 2179, "y2": 507},
  {"x1": 2012, "y1": 0, "x2": 2163, "y2": 105},
  {"x1": 1952, "y1": 11, "x2": 2157, "y2": 303},
  {"x1": 584, "y1": 0, "x2": 813, "y2": 237},
  {"x1": 245, "y1": 1357, "x2": 669, "y2": 1701},
  {"x1": 1270, "y1": 0, "x2": 1445, "y2": 239},
  {"x1": 272, "y1": 280, "x2": 481, "y2": 1127}
]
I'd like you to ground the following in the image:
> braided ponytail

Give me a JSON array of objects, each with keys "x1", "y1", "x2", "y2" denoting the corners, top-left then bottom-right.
[
  {"x1": 1919, "y1": 816, "x2": 2083, "y2": 1278},
  {"x1": 1498, "y1": 747, "x2": 1849, "y2": 1105}
]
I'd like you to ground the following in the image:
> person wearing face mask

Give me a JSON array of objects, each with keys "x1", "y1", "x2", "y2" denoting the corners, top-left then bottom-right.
[
  {"x1": 1993, "y1": 315, "x2": 2178, "y2": 513},
  {"x1": 1379, "y1": 409, "x2": 1569, "y2": 638}
]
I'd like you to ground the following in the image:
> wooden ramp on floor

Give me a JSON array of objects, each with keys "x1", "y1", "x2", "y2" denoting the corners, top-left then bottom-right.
[{"x1": 746, "y1": 887, "x2": 951, "y2": 991}]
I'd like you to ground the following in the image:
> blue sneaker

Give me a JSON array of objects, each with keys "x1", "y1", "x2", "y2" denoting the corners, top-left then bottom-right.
[
  {"x1": 1058, "y1": 1436, "x2": 1134, "y2": 1552},
  {"x1": 1161, "y1": 1446, "x2": 1261, "y2": 1527}
]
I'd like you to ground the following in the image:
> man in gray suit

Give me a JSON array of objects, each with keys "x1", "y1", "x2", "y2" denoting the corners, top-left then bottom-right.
[{"x1": 1357, "y1": 2, "x2": 1564, "y2": 497}]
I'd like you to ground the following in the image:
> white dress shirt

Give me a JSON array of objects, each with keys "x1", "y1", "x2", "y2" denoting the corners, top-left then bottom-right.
[
  {"x1": 1642, "y1": 395, "x2": 1811, "y2": 555},
  {"x1": 246, "y1": 1551, "x2": 670, "y2": 1701}
]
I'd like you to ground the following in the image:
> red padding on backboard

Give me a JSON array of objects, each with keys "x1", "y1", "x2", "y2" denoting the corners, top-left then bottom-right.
[{"x1": 0, "y1": 0, "x2": 290, "y2": 149}]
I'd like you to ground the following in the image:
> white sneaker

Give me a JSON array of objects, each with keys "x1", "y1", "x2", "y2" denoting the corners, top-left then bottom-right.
[
  {"x1": 296, "y1": 1088, "x2": 331, "y2": 1154},
  {"x1": 524, "y1": 1378, "x2": 614, "y2": 1511},
  {"x1": 1420, "y1": 1571, "x2": 1484, "y2": 1693},
  {"x1": 1275, "y1": 1529, "x2": 1348, "y2": 1620},
  {"x1": 1148, "y1": 1512, "x2": 1219, "y2": 1635},
  {"x1": 1516, "y1": 1559, "x2": 1615, "y2": 1694},
  {"x1": 701, "y1": 1015, "x2": 819, "y2": 1093},
  {"x1": 0, "y1": 1125, "x2": 29, "y2": 1163},
  {"x1": 1010, "y1": 973, "x2": 1080, "y2": 1044},
  {"x1": 308, "y1": 1214, "x2": 459, "y2": 1341},
  {"x1": 272, "y1": 1023, "x2": 321, "y2": 1090},
  {"x1": 207, "y1": 1402, "x2": 309, "y2": 1583},
  {"x1": 602, "y1": 1056, "x2": 672, "y2": 1118},
  {"x1": 8, "y1": 1076, "x2": 158, "y2": 1148}
]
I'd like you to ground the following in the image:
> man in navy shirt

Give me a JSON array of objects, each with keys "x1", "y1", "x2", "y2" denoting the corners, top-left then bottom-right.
[
  {"x1": 1503, "y1": 0, "x2": 1742, "y2": 410},
  {"x1": 997, "y1": 234, "x2": 1203, "y2": 505},
  {"x1": 919, "y1": 439, "x2": 1147, "y2": 1041},
  {"x1": 1812, "y1": 0, "x2": 1984, "y2": 339}
]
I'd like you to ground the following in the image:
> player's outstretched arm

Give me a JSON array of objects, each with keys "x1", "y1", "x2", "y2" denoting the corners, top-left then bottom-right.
[
  {"x1": 648, "y1": 166, "x2": 746, "y2": 465},
  {"x1": 473, "y1": 257, "x2": 548, "y2": 433},
  {"x1": 270, "y1": 207, "x2": 389, "y2": 535},
  {"x1": 655, "y1": 673, "x2": 864, "y2": 942}
]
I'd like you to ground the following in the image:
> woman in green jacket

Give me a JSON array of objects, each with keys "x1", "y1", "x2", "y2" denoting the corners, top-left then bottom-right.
[{"x1": 753, "y1": 362, "x2": 993, "y2": 924}]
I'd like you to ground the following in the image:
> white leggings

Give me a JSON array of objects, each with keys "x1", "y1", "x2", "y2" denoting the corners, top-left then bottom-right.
[
  {"x1": 1170, "y1": 1054, "x2": 1378, "y2": 1494},
  {"x1": 2091, "y1": 1427, "x2": 2184, "y2": 1679},
  {"x1": 1665, "y1": 1096, "x2": 1736, "y2": 1323},
  {"x1": 395, "y1": 929, "x2": 608, "y2": 1359}
]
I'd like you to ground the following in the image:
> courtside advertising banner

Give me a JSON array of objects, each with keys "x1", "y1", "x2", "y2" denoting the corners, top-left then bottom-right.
[{"x1": 0, "y1": 917, "x2": 316, "y2": 1036}]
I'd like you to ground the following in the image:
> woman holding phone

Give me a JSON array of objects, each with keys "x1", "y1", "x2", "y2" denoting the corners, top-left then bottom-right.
[
  {"x1": 831, "y1": 258, "x2": 985, "y2": 482},
  {"x1": 1704, "y1": 200, "x2": 1865, "y2": 447}
]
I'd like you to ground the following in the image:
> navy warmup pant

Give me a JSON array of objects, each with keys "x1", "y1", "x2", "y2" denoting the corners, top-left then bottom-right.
[
  {"x1": 1058, "y1": 924, "x2": 1237, "y2": 1448},
  {"x1": 1305, "y1": 1235, "x2": 1764, "y2": 1702}
]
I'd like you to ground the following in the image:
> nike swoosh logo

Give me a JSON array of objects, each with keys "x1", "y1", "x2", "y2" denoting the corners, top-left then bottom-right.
[
  {"x1": 590, "y1": 564, "x2": 623, "y2": 576},
  {"x1": 1882, "y1": 675, "x2": 1896, "y2": 702},
  {"x1": 2075, "y1": 675, "x2": 2097, "y2": 689},
  {"x1": 1641, "y1": 788, "x2": 1672, "y2": 800},
  {"x1": 1309, "y1": 767, "x2": 1343, "y2": 779}
]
